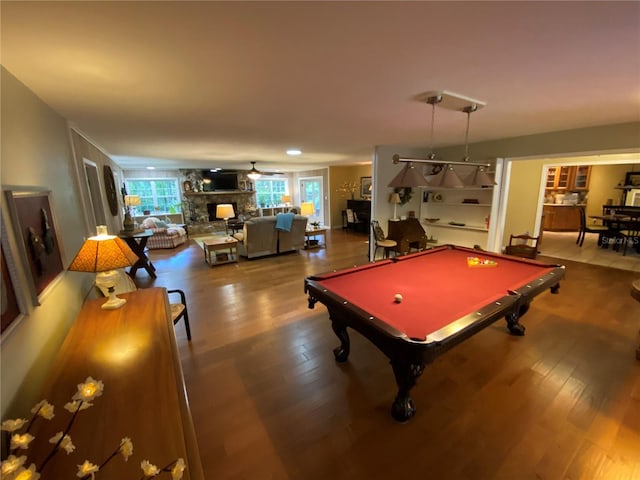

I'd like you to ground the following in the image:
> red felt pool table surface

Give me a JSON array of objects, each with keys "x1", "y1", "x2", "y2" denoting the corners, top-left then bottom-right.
[{"x1": 312, "y1": 246, "x2": 557, "y2": 340}]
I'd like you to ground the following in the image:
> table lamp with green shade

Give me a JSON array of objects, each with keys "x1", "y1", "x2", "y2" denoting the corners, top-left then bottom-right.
[{"x1": 68, "y1": 226, "x2": 139, "y2": 309}]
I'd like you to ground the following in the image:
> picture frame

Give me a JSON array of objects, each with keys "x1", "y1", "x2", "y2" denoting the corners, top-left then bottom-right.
[
  {"x1": 360, "y1": 176, "x2": 372, "y2": 198},
  {"x1": 4, "y1": 189, "x2": 64, "y2": 302},
  {"x1": 624, "y1": 171, "x2": 640, "y2": 187},
  {"x1": 1, "y1": 209, "x2": 31, "y2": 336},
  {"x1": 238, "y1": 180, "x2": 247, "y2": 191}
]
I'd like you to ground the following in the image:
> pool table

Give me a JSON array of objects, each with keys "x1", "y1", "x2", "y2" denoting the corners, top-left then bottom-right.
[{"x1": 305, "y1": 244, "x2": 565, "y2": 422}]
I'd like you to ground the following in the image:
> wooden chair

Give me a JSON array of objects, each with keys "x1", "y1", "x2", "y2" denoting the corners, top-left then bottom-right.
[
  {"x1": 371, "y1": 220, "x2": 398, "y2": 260},
  {"x1": 96, "y1": 270, "x2": 192, "y2": 340},
  {"x1": 576, "y1": 206, "x2": 610, "y2": 247},
  {"x1": 504, "y1": 234, "x2": 540, "y2": 259},
  {"x1": 618, "y1": 218, "x2": 640, "y2": 256},
  {"x1": 345, "y1": 208, "x2": 365, "y2": 232}
]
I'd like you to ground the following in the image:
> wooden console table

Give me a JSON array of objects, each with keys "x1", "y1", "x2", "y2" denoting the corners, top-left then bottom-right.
[
  {"x1": 632, "y1": 279, "x2": 640, "y2": 360},
  {"x1": 27, "y1": 288, "x2": 204, "y2": 479}
]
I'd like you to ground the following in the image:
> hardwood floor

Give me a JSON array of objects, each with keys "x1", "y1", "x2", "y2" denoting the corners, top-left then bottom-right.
[{"x1": 141, "y1": 230, "x2": 640, "y2": 480}]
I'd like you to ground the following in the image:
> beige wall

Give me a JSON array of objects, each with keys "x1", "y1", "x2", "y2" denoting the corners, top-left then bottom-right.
[
  {"x1": 503, "y1": 155, "x2": 640, "y2": 248},
  {"x1": 588, "y1": 163, "x2": 640, "y2": 216},
  {"x1": 1, "y1": 67, "x2": 95, "y2": 417},
  {"x1": 329, "y1": 165, "x2": 372, "y2": 228}
]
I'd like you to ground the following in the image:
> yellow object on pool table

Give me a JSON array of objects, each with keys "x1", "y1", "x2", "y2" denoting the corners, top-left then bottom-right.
[{"x1": 467, "y1": 256, "x2": 498, "y2": 267}]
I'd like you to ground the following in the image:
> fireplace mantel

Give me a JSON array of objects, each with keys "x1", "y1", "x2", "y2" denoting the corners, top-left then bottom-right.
[{"x1": 184, "y1": 191, "x2": 254, "y2": 196}]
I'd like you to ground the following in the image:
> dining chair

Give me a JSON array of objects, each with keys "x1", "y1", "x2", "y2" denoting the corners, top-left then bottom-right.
[
  {"x1": 371, "y1": 220, "x2": 398, "y2": 260},
  {"x1": 95, "y1": 269, "x2": 191, "y2": 340},
  {"x1": 618, "y1": 218, "x2": 640, "y2": 256},
  {"x1": 576, "y1": 206, "x2": 610, "y2": 247}
]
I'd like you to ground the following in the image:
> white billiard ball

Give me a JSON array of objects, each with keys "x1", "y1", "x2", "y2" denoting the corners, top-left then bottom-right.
[{"x1": 394, "y1": 294, "x2": 403, "y2": 303}]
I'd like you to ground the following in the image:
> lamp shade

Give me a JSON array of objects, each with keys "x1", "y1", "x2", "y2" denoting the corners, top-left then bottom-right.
[
  {"x1": 124, "y1": 195, "x2": 141, "y2": 207},
  {"x1": 426, "y1": 164, "x2": 465, "y2": 188},
  {"x1": 300, "y1": 202, "x2": 315, "y2": 216},
  {"x1": 389, "y1": 193, "x2": 401, "y2": 204},
  {"x1": 68, "y1": 234, "x2": 138, "y2": 273},
  {"x1": 388, "y1": 162, "x2": 429, "y2": 188},
  {"x1": 216, "y1": 204, "x2": 235, "y2": 220},
  {"x1": 465, "y1": 166, "x2": 495, "y2": 187},
  {"x1": 281, "y1": 195, "x2": 292, "y2": 204}
]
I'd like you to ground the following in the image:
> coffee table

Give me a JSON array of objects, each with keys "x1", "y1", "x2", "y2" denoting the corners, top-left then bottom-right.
[
  {"x1": 203, "y1": 237, "x2": 238, "y2": 266},
  {"x1": 305, "y1": 228, "x2": 327, "y2": 249}
]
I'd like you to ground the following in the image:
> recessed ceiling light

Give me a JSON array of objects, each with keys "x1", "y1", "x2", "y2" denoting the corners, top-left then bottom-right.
[
  {"x1": 286, "y1": 149, "x2": 302, "y2": 156},
  {"x1": 146, "y1": 166, "x2": 155, "y2": 170}
]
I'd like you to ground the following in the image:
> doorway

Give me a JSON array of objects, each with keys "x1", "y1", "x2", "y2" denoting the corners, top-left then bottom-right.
[
  {"x1": 82, "y1": 159, "x2": 107, "y2": 227},
  {"x1": 298, "y1": 176, "x2": 324, "y2": 225}
]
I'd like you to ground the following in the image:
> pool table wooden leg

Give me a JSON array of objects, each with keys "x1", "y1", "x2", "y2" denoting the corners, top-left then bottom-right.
[
  {"x1": 505, "y1": 303, "x2": 528, "y2": 336},
  {"x1": 390, "y1": 360, "x2": 424, "y2": 422},
  {"x1": 331, "y1": 320, "x2": 350, "y2": 362}
]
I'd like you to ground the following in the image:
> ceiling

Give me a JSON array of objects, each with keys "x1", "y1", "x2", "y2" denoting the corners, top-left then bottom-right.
[{"x1": 2, "y1": 1, "x2": 639, "y2": 172}]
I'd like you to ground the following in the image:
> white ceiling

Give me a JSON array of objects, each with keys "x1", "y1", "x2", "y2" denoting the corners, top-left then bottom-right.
[{"x1": 2, "y1": 1, "x2": 639, "y2": 172}]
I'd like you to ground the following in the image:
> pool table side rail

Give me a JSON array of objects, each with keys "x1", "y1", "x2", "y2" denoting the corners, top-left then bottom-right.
[
  {"x1": 508, "y1": 265, "x2": 566, "y2": 299},
  {"x1": 305, "y1": 280, "x2": 520, "y2": 365},
  {"x1": 305, "y1": 264, "x2": 565, "y2": 367}
]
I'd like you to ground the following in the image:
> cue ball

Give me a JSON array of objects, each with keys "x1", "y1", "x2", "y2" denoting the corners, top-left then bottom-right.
[{"x1": 394, "y1": 294, "x2": 403, "y2": 303}]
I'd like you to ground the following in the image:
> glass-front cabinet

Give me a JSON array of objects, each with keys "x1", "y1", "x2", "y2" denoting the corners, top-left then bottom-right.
[
  {"x1": 545, "y1": 165, "x2": 591, "y2": 191},
  {"x1": 545, "y1": 166, "x2": 572, "y2": 189}
]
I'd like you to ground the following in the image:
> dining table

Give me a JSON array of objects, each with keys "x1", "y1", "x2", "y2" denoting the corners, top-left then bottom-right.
[{"x1": 588, "y1": 213, "x2": 640, "y2": 253}]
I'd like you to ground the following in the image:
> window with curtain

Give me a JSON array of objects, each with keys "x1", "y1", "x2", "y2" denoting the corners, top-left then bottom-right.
[
  {"x1": 124, "y1": 178, "x2": 182, "y2": 215},
  {"x1": 255, "y1": 178, "x2": 288, "y2": 208}
]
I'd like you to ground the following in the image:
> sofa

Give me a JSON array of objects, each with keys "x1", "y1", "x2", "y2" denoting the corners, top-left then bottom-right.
[
  {"x1": 233, "y1": 214, "x2": 308, "y2": 259},
  {"x1": 140, "y1": 217, "x2": 188, "y2": 249}
]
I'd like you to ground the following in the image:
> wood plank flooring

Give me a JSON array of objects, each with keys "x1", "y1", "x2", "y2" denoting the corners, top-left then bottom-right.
[{"x1": 141, "y1": 230, "x2": 640, "y2": 480}]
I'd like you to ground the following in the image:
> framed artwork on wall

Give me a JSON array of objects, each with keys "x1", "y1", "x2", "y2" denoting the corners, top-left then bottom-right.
[
  {"x1": 4, "y1": 189, "x2": 64, "y2": 303},
  {"x1": 1, "y1": 208, "x2": 31, "y2": 336},
  {"x1": 360, "y1": 176, "x2": 372, "y2": 198}
]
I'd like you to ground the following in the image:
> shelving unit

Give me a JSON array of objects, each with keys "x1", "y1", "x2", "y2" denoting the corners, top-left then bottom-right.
[{"x1": 420, "y1": 186, "x2": 496, "y2": 248}]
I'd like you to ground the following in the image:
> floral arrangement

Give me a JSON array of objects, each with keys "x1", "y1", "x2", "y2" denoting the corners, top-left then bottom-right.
[
  {"x1": 336, "y1": 181, "x2": 358, "y2": 199},
  {"x1": 1, "y1": 377, "x2": 185, "y2": 480}
]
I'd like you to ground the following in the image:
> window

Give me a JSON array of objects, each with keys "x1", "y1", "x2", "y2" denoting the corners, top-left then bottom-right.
[
  {"x1": 124, "y1": 178, "x2": 182, "y2": 215},
  {"x1": 255, "y1": 178, "x2": 288, "y2": 208}
]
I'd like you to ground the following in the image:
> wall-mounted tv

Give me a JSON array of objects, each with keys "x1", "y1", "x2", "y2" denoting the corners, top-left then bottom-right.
[{"x1": 202, "y1": 170, "x2": 239, "y2": 191}]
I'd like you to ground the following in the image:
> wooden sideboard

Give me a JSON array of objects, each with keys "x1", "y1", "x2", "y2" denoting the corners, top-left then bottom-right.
[{"x1": 26, "y1": 288, "x2": 204, "y2": 479}]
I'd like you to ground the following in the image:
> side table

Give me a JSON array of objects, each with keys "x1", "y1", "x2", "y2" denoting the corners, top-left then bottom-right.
[
  {"x1": 203, "y1": 237, "x2": 239, "y2": 266},
  {"x1": 119, "y1": 229, "x2": 156, "y2": 278}
]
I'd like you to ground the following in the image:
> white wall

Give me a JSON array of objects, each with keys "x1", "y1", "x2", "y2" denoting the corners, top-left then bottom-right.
[{"x1": 1, "y1": 67, "x2": 93, "y2": 417}]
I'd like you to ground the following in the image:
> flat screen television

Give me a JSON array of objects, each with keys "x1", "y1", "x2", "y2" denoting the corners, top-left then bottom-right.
[{"x1": 202, "y1": 170, "x2": 238, "y2": 191}]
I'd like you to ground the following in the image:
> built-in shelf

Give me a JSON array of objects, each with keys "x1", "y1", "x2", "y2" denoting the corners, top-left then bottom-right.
[
  {"x1": 427, "y1": 223, "x2": 488, "y2": 232},
  {"x1": 424, "y1": 187, "x2": 494, "y2": 192},
  {"x1": 432, "y1": 203, "x2": 492, "y2": 207}
]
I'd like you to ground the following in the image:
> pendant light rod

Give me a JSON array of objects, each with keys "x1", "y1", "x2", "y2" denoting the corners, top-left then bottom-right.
[
  {"x1": 462, "y1": 104, "x2": 478, "y2": 162},
  {"x1": 392, "y1": 154, "x2": 490, "y2": 168},
  {"x1": 426, "y1": 95, "x2": 442, "y2": 160}
]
